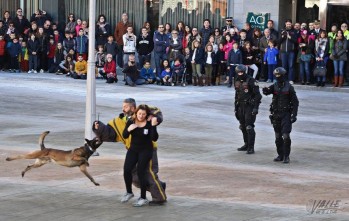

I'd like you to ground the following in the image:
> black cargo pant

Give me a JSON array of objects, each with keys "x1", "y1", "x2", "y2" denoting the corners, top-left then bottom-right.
[
  {"x1": 271, "y1": 112, "x2": 292, "y2": 158},
  {"x1": 237, "y1": 104, "x2": 256, "y2": 151}
]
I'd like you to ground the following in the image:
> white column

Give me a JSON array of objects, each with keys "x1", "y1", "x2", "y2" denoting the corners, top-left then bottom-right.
[{"x1": 85, "y1": 0, "x2": 97, "y2": 140}]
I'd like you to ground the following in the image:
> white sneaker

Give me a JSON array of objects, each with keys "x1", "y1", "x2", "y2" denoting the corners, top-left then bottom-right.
[
  {"x1": 34, "y1": 70, "x2": 37, "y2": 73},
  {"x1": 133, "y1": 197, "x2": 148, "y2": 207},
  {"x1": 121, "y1": 193, "x2": 134, "y2": 203},
  {"x1": 40, "y1": 69, "x2": 44, "y2": 73},
  {"x1": 289, "y1": 81, "x2": 294, "y2": 85},
  {"x1": 28, "y1": 70, "x2": 32, "y2": 74}
]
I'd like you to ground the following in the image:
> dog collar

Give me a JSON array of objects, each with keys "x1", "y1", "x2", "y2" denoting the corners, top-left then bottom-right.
[{"x1": 84, "y1": 144, "x2": 94, "y2": 155}]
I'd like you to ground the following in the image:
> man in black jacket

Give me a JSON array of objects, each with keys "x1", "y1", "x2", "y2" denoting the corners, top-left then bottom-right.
[
  {"x1": 136, "y1": 27, "x2": 154, "y2": 69},
  {"x1": 13, "y1": 8, "x2": 30, "y2": 39},
  {"x1": 278, "y1": 19, "x2": 297, "y2": 84},
  {"x1": 122, "y1": 54, "x2": 145, "y2": 86},
  {"x1": 262, "y1": 67, "x2": 299, "y2": 164}
]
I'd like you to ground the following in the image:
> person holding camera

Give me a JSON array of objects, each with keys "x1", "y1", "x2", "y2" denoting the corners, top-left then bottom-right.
[
  {"x1": 122, "y1": 25, "x2": 136, "y2": 67},
  {"x1": 278, "y1": 19, "x2": 297, "y2": 84},
  {"x1": 122, "y1": 54, "x2": 145, "y2": 86}
]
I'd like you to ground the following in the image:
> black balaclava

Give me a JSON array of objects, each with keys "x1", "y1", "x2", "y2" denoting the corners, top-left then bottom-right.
[{"x1": 236, "y1": 72, "x2": 247, "y2": 81}]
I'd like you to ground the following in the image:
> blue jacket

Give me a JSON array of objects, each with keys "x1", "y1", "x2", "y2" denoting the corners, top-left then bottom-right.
[
  {"x1": 8, "y1": 42, "x2": 21, "y2": 57},
  {"x1": 153, "y1": 31, "x2": 169, "y2": 54},
  {"x1": 76, "y1": 35, "x2": 88, "y2": 54},
  {"x1": 140, "y1": 67, "x2": 155, "y2": 80},
  {"x1": 264, "y1": 47, "x2": 279, "y2": 65},
  {"x1": 160, "y1": 70, "x2": 171, "y2": 78},
  {"x1": 227, "y1": 49, "x2": 242, "y2": 66}
]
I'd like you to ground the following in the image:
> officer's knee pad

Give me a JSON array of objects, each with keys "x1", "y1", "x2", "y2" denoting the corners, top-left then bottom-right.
[
  {"x1": 246, "y1": 125, "x2": 254, "y2": 131},
  {"x1": 282, "y1": 133, "x2": 290, "y2": 141},
  {"x1": 246, "y1": 125, "x2": 254, "y2": 133}
]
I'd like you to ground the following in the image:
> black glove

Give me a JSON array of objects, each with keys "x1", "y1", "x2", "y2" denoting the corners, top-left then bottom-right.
[
  {"x1": 252, "y1": 108, "x2": 258, "y2": 115},
  {"x1": 291, "y1": 115, "x2": 297, "y2": 123},
  {"x1": 262, "y1": 87, "x2": 269, "y2": 95}
]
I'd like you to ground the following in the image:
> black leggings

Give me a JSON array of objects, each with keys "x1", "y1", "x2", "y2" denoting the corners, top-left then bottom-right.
[{"x1": 124, "y1": 149, "x2": 153, "y2": 199}]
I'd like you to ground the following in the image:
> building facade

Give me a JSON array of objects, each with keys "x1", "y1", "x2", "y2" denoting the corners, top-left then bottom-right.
[{"x1": 0, "y1": 0, "x2": 348, "y2": 33}]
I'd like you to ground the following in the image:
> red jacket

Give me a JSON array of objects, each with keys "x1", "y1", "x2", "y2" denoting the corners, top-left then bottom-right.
[
  {"x1": 104, "y1": 60, "x2": 116, "y2": 78},
  {"x1": 0, "y1": 39, "x2": 6, "y2": 56},
  {"x1": 47, "y1": 44, "x2": 56, "y2": 59}
]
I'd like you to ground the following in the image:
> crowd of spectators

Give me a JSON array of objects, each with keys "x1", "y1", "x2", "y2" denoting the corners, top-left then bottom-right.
[{"x1": 0, "y1": 8, "x2": 348, "y2": 87}]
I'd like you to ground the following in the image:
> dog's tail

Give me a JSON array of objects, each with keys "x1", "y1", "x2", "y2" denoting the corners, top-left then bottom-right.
[{"x1": 39, "y1": 131, "x2": 50, "y2": 150}]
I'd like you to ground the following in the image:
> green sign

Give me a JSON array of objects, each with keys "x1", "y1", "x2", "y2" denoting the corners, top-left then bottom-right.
[{"x1": 246, "y1": 12, "x2": 270, "y2": 30}]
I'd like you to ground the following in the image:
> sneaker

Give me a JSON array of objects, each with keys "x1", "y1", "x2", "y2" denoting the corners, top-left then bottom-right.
[
  {"x1": 40, "y1": 69, "x2": 44, "y2": 73},
  {"x1": 266, "y1": 79, "x2": 272, "y2": 83},
  {"x1": 121, "y1": 193, "x2": 134, "y2": 203},
  {"x1": 133, "y1": 197, "x2": 148, "y2": 207},
  {"x1": 289, "y1": 81, "x2": 294, "y2": 85},
  {"x1": 28, "y1": 70, "x2": 32, "y2": 74},
  {"x1": 33, "y1": 70, "x2": 37, "y2": 73}
]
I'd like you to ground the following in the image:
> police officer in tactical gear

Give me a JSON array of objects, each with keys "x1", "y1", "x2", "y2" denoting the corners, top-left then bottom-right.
[
  {"x1": 262, "y1": 67, "x2": 299, "y2": 164},
  {"x1": 234, "y1": 64, "x2": 262, "y2": 154}
]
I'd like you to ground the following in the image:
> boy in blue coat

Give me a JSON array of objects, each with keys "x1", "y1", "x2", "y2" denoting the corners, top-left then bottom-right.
[
  {"x1": 263, "y1": 40, "x2": 279, "y2": 82},
  {"x1": 227, "y1": 42, "x2": 242, "y2": 87},
  {"x1": 8, "y1": 38, "x2": 21, "y2": 72}
]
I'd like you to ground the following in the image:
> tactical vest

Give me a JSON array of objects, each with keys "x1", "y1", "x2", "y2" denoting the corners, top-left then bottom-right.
[
  {"x1": 271, "y1": 82, "x2": 291, "y2": 112},
  {"x1": 235, "y1": 76, "x2": 254, "y2": 104}
]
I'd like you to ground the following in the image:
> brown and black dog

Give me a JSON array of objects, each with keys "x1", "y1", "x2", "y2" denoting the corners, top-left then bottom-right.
[{"x1": 6, "y1": 131, "x2": 103, "y2": 186}]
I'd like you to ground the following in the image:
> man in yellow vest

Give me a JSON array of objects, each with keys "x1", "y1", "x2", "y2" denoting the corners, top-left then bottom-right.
[{"x1": 92, "y1": 98, "x2": 167, "y2": 206}]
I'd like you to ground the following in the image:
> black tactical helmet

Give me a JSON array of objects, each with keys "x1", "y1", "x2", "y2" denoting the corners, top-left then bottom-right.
[
  {"x1": 235, "y1": 64, "x2": 247, "y2": 73},
  {"x1": 273, "y1": 67, "x2": 287, "y2": 76}
]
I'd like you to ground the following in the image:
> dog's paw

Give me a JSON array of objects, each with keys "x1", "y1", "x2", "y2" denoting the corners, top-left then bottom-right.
[
  {"x1": 6, "y1": 157, "x2": 11, "y2": 161},
  {"x1": 94, "y1": 182, "x2": 100, "y2": 186},
  {"x1": 21, "y1": 172, "x2": 25, "y2": 177}
]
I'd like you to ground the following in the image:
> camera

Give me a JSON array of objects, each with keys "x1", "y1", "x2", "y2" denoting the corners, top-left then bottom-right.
[{"x1": 130, "y1": 61, "x2": 135, "y2": 64}]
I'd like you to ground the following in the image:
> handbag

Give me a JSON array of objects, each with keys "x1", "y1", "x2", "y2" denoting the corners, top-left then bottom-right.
[
  {"x1": 300, "y1": 54, "x2": 312, "y2": 62},
  {"x1": 313, "y1": 61, "x2": 327, "y2": 77}
]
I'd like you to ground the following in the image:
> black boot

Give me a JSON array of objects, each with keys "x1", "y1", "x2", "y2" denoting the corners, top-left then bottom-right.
[
  {"x1": 237, "y1": 144, "x2": 248, "y2": 151},
  {"x1": 246, "y1": 126, "x2": 255, "y2": 154},
  {"x1": 283, "y1": 156, "x2": 290, "y2": 164},
  {"x1": 273, "y1": 155, "x2": 283, "y2": 162},
  {"x1": 247, "y1": 148, "x2": 255, "y2": 154}
]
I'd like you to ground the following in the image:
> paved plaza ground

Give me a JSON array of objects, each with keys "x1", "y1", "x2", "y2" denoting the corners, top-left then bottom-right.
[{"x1": 0, "y1": 72, "x2": 348, "y2": 221}]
